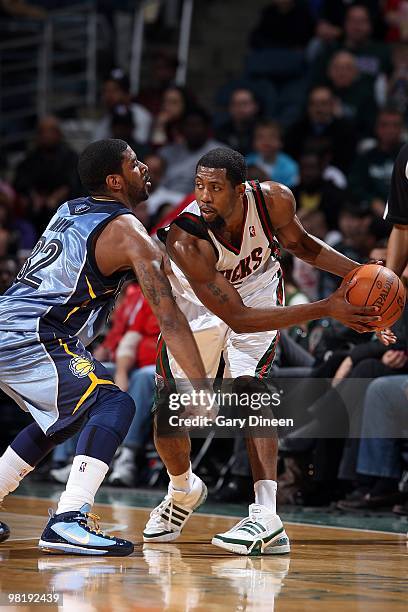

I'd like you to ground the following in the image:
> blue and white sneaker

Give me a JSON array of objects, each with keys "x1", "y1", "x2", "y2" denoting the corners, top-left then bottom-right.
[
  {"x1": 38, "y1": 504, "x2": 134, "y2": 556},
  {"x1": 143, "y1": 475, "x2": 207, "y2": 542},
  {"x1": 212, "y1": 504, "x2": 290, "y2": 556},
  {"x1": 0, "y1": 520, "x2": 10, "y2": 543}
]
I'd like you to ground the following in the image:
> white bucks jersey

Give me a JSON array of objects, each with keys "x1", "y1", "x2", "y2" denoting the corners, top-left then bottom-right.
[{"x1": 162, "y1": 180, "x2": 282, "y2": 306}]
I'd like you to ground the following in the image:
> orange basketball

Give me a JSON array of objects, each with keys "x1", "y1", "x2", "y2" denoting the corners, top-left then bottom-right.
[{"x1": 341, "y1": 264, "x2": 406, "y2": 330}]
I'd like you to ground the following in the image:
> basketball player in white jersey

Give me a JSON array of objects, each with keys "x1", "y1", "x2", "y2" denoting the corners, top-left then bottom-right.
[{"x1": 143, "y1": 148, "x2": 381, "y2": 555}]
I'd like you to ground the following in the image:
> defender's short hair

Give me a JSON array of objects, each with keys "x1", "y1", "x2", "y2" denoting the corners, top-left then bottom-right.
[
  {"x1": 78, "y1": 139, "x2": 128, "y2": 193},
  {"x1": 196, "y1": 147, "x2": 246, "y2": 186}
]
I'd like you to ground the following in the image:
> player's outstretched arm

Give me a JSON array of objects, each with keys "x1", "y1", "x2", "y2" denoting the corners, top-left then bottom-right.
[
  {"x1": 262, "y1": 182, "x2": 360, "y2": 278},
  {"x1": 167, "y1": 226, "x2": 381, "y2": 334},
  {"x1": 94, "y1": 215, "x2": 207, "y2": 382}
]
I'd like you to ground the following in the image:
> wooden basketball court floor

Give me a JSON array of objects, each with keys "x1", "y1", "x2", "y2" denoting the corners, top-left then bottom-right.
[{"x1": 1, "y1": 484, "x2": 407, "y2": 612}]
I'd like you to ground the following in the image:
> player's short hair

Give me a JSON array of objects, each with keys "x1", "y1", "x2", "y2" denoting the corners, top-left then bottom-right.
[
  {"x1": 196, "y1": 147, "x2": 247, "y2": 186},
  {"x1": 78, "y1": 139, "x2": 128, "y2": 193}
]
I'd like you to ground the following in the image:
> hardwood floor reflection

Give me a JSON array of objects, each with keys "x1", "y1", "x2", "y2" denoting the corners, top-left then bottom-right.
[{"x1": 1, "y1": 496, "x2": 407, "y2": 611}]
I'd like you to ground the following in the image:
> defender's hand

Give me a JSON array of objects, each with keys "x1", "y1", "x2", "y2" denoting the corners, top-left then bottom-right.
[{"x1": 376, "y1": 328, "x2": 397, "y2": 345}]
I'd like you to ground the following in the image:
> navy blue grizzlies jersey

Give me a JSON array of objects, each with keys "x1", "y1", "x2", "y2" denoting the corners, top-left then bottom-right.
[
  {"x1": 0, "y1": 196, "x2": 133, "y2": 435},
  {"x1": 0, "y1": 196, "x2": 132, "y2": 344}
]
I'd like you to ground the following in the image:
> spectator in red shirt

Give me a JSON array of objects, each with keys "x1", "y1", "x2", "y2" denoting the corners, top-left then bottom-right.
[
  {"x1": 114, "y1": 297, "x2": 160, "y2": 391},
  {"x1": 106, "y1": 297, "x2": 160, "y2": 487}
]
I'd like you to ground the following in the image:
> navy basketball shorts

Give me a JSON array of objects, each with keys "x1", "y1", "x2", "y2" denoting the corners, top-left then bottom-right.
[{"x1": 0, "y1": 330, "x2": 118, "y2": 435}]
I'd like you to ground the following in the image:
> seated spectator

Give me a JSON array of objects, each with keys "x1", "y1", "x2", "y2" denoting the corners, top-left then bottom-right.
[
  {"x1": 313, "y1": 0, "x2": 385, "y2": 51},
  {"x1": 348, "y1": 108, "x2": 405, "y2": 216},
  {"x1": 292, "y1": 150, "x2": 348, "y2": 229},
  {"x1": 142, "y1": 153, "x2": 184, "y2": 224},
  {"x1": 325, "y1": 50, "x2": 377, "y2": 136},
  {"x1": 93, "y1": 69, "x2": 152, "y2": 145},
  {"x1": 278, "y1": 295, "x2": 408, "y2": 505},
  {"x1": 150, "y1": 85, "x2": 195, "y2": 147},
  {"x1": 312, "y1": 4, "x2": 392, "y2": 92},
  {"x1": 246, "y1": 120, "x2": 298, "y2": 187},
  {"x1": 215, "y1": 88, "x2": 261, "y2": 156},
  {"x1": 159, "y1": 107, "x2": 226, "y2": 194},
  {"x1": 13, "y1": 115, "x2": 80, "y2": 234},
  {"x1": 285, "y1": 86, "x2": 357, "y2": 172},
  {"x1": 336, "y1": 375, "x2": 408, "y2": 510}
]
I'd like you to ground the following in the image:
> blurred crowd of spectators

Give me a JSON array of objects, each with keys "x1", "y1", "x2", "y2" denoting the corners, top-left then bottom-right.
[{"x1": 0, "y1": 0, "x2": 407, "y2": 516}]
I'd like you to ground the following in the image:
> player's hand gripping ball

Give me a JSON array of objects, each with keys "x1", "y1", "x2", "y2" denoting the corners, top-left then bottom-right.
[{"x1": 342, "y1": 264, "x2": 406, "y2": 331}]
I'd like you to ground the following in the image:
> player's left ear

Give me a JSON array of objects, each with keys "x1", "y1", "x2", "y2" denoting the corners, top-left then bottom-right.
[{"x1": 106, "y1": 174, "x2": 122, "y2": 192}]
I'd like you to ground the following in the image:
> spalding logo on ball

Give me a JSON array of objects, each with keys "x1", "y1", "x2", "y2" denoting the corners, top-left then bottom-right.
[
  {"x1": 69, "y1": 356, "x2": 95, "y2": 378},
  {"x1": 342, "y1": 264, "x2": 406, "y2": 330}
]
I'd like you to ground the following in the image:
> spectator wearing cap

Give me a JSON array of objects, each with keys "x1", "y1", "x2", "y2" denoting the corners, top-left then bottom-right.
[
  {"x1": 159, "y1": 108, "x2": 226, "y2": 195},
  {"x1": 93, "y1": 69, "x2": 152, "y2": 145}
]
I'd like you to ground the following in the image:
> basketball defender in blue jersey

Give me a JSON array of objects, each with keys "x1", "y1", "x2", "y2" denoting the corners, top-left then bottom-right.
[{"x1": 0, "y1": 139, "x2": 208, "y2": 555}]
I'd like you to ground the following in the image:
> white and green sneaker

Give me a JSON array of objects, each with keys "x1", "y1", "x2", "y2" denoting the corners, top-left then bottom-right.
[
  {"x1": 212, "y1": 504, "x2": 290, "y2": 556},
  {"x1": 143, "y1": 475, "x2": 207, "y2": 543}
]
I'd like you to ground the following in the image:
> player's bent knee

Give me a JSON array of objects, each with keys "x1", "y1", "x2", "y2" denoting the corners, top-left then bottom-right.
[{"x1": 87, "y1": 390, "x2": 136, "y2": 445}]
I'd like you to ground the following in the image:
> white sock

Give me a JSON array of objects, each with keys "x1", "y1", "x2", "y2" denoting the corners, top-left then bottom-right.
[
  {"x1": 0, "y1": 447, "x2": 34, "y2": 503},
  {"x1": 254, "y1": 480, "x2": 277, "y2": 514},
  {"x1": 56, "y1": 455, "x2": 108, "y2": 515},
  {"x1": 168, "y1": 463, "x2": 194, "y2": 493}
]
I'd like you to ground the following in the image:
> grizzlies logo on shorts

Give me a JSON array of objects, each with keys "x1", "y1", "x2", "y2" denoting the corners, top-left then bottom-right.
[
  {"x1": 69, "y1": 355, "x2": 96, "y2": 378},
  {"x1": 0, "y1": 196, "x2": 134, "y2": 435},
  {"x1": 0, "y1": 330, "x2": 117, "y2": 435}
]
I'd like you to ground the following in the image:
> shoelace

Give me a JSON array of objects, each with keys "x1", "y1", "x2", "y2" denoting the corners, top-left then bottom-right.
[
  {"x1": 79, "y1": 512, "x2": 114, "y2": 539},
  {"x1": 230, "y1": 512, "x2": 264, "y2": 533},
  {"x1": 149, "y1": 496, "x2": 175, "y2": 529},
  {"x1": 47, "y1": 507, "x2": 115, "y2": 540}
]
